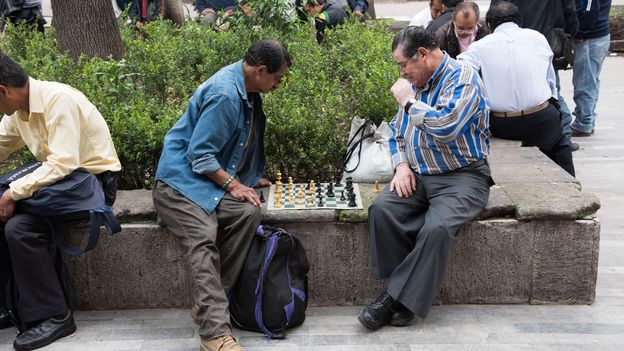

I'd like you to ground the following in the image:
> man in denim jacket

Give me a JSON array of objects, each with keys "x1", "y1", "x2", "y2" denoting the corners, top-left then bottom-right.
[{"x1": 153, "y1": 39, "x2": 290, "y2": 351}]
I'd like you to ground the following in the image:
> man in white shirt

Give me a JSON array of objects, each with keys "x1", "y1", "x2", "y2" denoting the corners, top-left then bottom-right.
[
  {"x1": 458, "y1": 1, "x2": 575, "y2": 176},
  {"x1": 409, "y1": 0, "x2": 444, "y2": 28}
]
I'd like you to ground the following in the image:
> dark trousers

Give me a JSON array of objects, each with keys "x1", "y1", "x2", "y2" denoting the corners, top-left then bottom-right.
[
  {"x1": 0, "y1": 213, "x2": 88, "y2": 323},
  {"x1": 368, "y1": 163, "x2": 491, "y2": 319},
  {"x1": 491, "y1": 104, "x2": 575, "y2": 177},
  {"x1": 0, "y1": 171, "x2": 117, "y2": 323}
]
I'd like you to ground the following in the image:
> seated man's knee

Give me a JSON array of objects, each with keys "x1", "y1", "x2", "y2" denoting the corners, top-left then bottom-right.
[
  {"x1": 4, "y1": 216, "x2": 35, "y2": 248},
  {"x1": 239, "y1": 203, "x2": 261, "y2": 223}
]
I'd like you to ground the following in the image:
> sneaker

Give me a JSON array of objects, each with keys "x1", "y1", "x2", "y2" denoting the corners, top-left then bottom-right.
[{"x1": 200, "y1": 334, "x2": 244, "y2": 351}]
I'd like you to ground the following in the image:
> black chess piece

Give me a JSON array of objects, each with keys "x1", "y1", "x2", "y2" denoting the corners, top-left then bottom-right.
[
  {"x1": 340, "y1": 191, "x2": 346, "y2": 201},
  {"x1": 334, "y1": 178, "x2": 343, "y2": 187},
  {"x1": 326, "y1": 183, "x2": 335, "y2": 197},
  {"x1": 259, "y1": 190, "x2": 265, "y2": 203},
  {"x1": 318, "y1": 196, "x2": 324, "y2": 207},
  {"x1": 348, "y1": 193, "x2": 357, "y2": 207}
]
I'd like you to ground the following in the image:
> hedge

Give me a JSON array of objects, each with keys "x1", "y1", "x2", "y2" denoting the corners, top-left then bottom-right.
[{"x1": 0, "y1": 13, "x2": 398, "y2": 188}]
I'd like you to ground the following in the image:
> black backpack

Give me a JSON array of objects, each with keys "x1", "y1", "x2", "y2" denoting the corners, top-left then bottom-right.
[{"x1": 229, "y1": 225, "x2": 309, "y2": 339}]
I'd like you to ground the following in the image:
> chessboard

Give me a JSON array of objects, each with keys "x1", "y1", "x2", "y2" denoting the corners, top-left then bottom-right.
[{"x1": 265, "y1": 181, "x2": 363, "y2": 210}]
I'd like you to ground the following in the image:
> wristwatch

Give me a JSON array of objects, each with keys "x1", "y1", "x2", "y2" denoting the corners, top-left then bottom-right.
[{"x1": 404, "y1": 98, "x2": 417, "y2": 112}]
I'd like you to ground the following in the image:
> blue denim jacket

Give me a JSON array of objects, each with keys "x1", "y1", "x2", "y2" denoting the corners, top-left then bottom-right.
[{"x1": 155, "y1": 60, "x2": 265, "y2": 214}]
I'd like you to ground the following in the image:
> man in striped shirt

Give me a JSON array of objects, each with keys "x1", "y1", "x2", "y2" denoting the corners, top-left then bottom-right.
[{"x1": 358, "y1": 26, "x2": 493, "y2": 330}]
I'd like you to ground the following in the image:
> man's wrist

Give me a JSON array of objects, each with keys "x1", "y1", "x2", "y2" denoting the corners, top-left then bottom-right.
[
  {"x1": 222, "y1": 175, "x2": 234, "y2": 189},
  {"x1": 404, "y1": 98, "x2": 417, "y2": 112}
]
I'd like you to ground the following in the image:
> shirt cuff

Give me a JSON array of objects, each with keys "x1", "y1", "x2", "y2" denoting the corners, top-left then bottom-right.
[
  {"x1": 391, "y1": 152, "x2": 407, "y2": 169},
  {"x1": 407, "y1": 100, "x2": 430, "y2": 127},
  {"x1": 191, "y1": 154, "x2": 222, "y2": 175}
]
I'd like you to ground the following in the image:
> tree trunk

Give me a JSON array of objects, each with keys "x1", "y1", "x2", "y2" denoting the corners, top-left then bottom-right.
[
  {"x1": 51, "y1": 0, "x2": 124, "y2": 61},
  {"x1": 164, "y1": 0, "x2": 185, "y2": 26}
]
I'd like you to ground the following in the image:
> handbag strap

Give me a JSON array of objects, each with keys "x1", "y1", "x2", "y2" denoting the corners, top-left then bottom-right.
[
  {"x1": 49, "y1": 207, "x2": 121, "y2": 256},
  {"x1": 343, "y1": 120, "x2": 375, "y2": 173}
]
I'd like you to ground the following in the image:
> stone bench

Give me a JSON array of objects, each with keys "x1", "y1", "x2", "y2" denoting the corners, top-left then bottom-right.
[{"x1": 64, "y1": 138, "x2": 601, "y2": 310}]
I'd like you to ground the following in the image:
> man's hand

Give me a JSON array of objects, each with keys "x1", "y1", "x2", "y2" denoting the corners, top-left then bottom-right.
[
  {"x1": 389, "y1": 163, "x2": 416, "y2": 198},
  {"x1": 201, "y1": 8, "x2": 215, "y2": 15},
  {"x1": 353, "y1": 10, "x2": 363, "y2": 17},
  {"x1": 227, "y1": 181, "x2": 262, "y2": 207},
  {"x1": 0, "y1": 189, "x2": 16, "y2": 222},
  {"x1": 390, "y1": 78, "x2": 414, "y2": 108},
  {"x1": 135, "y1": 20, "x2": 143, "y2": 29},
  {"x1": 254, "y1": 178, "x2": 272, "y2": 188}
]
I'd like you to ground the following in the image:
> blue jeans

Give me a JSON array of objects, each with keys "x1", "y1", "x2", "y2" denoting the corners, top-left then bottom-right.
[
  {"x1": 571, "y1": 34, "x2": 611, "y2": 134},
  {"x1": 556, "y1": 70, "x2": 573, "y2": 138}
]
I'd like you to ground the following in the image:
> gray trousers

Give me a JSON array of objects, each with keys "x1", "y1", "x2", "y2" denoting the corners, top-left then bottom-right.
[
  {"x1": 368, "y1": 163, "x2": 491, "y2": 319},
  {"x1": 152, "y1": 181, "x2": 260, "y2": 340}
]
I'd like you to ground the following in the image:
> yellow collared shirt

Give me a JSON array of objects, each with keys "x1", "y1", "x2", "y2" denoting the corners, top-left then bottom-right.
[{"x1": 0, "y1": 78, "x2": 121, "y2": 201}]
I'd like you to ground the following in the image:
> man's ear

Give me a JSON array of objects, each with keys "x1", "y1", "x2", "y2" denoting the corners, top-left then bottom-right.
[
  {"x1": 0, "y1": 85, "x2": 8, "y2": 97},
  {"x1": 256, "y1": 65, "x2": 268, "y2": 76}
]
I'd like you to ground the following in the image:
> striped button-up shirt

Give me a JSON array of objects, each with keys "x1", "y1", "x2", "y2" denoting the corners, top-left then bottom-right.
[{"x1": 389, "y1": 53, "x2": 490, "y2": 175}]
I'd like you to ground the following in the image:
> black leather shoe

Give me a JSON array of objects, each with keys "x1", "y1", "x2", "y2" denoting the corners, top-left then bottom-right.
[
  {"x1": 13, "y1": 311, "x2": 76, "y2": 351},
  {"x1": 389, "y1": 305, "x2": 415, "y2": 327},
  {"x1": 0, "y1": 309, "x2": 13, "y2": 330},
  {"x1": 358, "y1": 292, "x2": 401, "y2": 330},
  {"x1": 570, "y1": 142, "x2": 580, "y2": 152}
]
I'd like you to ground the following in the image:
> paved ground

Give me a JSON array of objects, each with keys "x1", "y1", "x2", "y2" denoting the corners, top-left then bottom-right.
[{"x1": 9, "y1": 2, "x2": 624, "y2": 351}]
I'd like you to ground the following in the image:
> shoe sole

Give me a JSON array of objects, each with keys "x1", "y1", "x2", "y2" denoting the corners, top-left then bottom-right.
[
  {"x1": 14, "y1": 323, "x2": 76, "y2": 351},
  {"x1": 357, "y1": 312, "x2": 384, "y2": 331},
  {"x1": 390, "y1": 317, "x2": 414, "y2": 327}
]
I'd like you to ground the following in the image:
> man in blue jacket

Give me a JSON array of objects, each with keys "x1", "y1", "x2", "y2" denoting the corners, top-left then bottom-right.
[
  {"x1": 152, "y1": 39, "x2": 290, "y2": 351},
  {"x1": 570, "y1": 0, "x2": 612, "y2": 137}
]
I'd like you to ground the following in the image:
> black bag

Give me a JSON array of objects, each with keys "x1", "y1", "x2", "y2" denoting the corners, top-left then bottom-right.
[
  {"x1": 229, "y1": 225, "x2": 309, "y2": 339},
  {"x1": 0, "y1": 162, "x2": 121, "y2": 256},
  {"x1": 547, "y1": 27, "x2": 575, "y2": 70}
]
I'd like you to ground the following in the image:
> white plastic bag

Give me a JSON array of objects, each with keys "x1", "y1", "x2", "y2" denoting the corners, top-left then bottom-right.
[{"x1": 343, "y1": 117, "x2": 394, "y2": 183}]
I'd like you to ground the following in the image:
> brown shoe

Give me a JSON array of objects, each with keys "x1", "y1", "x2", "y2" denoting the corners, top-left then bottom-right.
[
  {"x1": 200, "y1": 335, "x2": 244, "y2": 351},
  {"x1": 571, "y1": 128, "x2": 593, "y2": 137}
]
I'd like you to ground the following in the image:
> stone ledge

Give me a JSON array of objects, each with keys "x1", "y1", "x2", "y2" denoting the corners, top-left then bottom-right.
[
  {"x1": 113, "y1": 139, "x2": 599, "y2": 223},
  {"x1": 64, "y1": 218, "x2": 599, "y2": 309}
]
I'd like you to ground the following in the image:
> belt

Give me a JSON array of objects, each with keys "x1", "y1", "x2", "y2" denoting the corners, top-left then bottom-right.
[{"x1": 492, "y1": 101, "x2": 549, "y2": 118}]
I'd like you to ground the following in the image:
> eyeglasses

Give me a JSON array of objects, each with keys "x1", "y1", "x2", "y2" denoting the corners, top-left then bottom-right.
[{"x1": 396, "y1": 53, "x2": 419, "y2": 70}]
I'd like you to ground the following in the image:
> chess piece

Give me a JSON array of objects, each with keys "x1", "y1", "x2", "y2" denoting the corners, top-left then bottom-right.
[
  {"x1": 317, "y1": 196, "x2": 324, "y2": 207},
  {"x1": 326, "y1": 183, "x2": 335, "y2": 197},
  {"x1": 276, "y1": 170, "x2": 282, "y2": 183},
  {"x1": 274, "y1": 194, "x2": 282, "y2": 208},
  {"x1": 348, "y1": 193, "x2": 357, "y2": 207},
  {"x1": 259, "y1": 190, "x2": 265, "y2": 203},
  {"x1": 340, "y1": 191, "x2": 346, "y2": 201},
  {"x1": 334, "y1": 178, "x2": 342, "y2": 187},
  {"x1": 373, "y1": 181, "x2": 381, "y2": 194},
  {"x1": 288, "y1": 193, "x2": 295, "y2": 205},
  {"x1": 306, "y1": 195, "x2": 314, "y2": 207}
]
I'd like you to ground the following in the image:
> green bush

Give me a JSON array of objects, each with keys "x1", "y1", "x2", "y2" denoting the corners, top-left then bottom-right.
[{"x1": 0, "y1": 13, "x2": 397, "y2": 187}]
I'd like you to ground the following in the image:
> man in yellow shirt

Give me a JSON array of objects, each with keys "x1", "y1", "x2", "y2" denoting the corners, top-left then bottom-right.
[{"x1": 0, "y1": 51, "x2": 121, "y2": 350}]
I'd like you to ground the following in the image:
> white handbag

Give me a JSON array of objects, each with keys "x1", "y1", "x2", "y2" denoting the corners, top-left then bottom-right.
[{"x1": 342, "y1": 117, "x2": 394, "y2": 183}]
